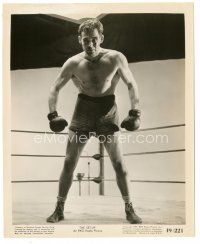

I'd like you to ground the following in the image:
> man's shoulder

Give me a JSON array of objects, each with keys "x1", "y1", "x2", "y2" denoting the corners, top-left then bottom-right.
[
  {"x1": 104, "y1": 49, "x2": 122, "y2": 57},
  {"x1": 104, "y1": 49, "x2": 125, "y2": 60},
  {"x1": 63, "y1": 52, "x2": 84, "y2": 66},
  {"x1": 104, "y1": 49, "x2": 126, "y2": 63}
]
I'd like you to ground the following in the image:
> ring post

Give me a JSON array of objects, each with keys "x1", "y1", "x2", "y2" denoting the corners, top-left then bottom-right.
[
  {"x1": 76, "y1": 173, "x2": 84, "y2": 196},
  {"x1": 99, "y1": 142, "x2": 104, "y2": 195}
]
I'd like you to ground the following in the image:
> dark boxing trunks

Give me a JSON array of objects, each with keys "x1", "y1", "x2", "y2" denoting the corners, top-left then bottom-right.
[{"x1": 69, "y1": 93, "x2": 119, "y2": 137}]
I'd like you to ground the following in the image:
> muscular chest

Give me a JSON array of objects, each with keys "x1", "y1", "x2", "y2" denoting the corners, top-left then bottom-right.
[{"x1": 74, "y1": 59, "x2": 116, "y2": 86}]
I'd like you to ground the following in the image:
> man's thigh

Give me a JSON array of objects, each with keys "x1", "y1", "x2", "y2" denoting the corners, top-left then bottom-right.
[
  {"x1": 66, "y1": 130, "x2": 89, "y2": 159},
  {"x1": 103, "y1": 132, "x2": 124, "y2": 163}
]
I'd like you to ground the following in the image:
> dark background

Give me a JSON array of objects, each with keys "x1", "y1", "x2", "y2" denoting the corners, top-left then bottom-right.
[{"x1": 11, "y1": 13, "x2": 185, "y2": 70}]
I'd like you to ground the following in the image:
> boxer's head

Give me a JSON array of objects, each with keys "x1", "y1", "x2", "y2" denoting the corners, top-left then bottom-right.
[{"x1": 78, "y1": 19, "x2": 104, "y2": 58}]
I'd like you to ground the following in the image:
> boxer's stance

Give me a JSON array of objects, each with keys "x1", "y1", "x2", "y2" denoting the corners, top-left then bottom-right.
[{"x1": 47, "y1": 19, "x2": 142, "y2": 224}]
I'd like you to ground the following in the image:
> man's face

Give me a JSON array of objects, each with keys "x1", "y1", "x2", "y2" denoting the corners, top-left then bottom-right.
[{"x1": 78, "y1": 28, "x2": 104, "y2": 57}]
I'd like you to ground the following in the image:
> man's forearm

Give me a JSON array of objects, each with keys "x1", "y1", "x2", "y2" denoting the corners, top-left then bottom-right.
[
  {"x1": 48, "y1": 89, "x2": 59, "y2": 113},
  {"x1": 128, "y1": 84, "x2": 139, "y2": 110}
]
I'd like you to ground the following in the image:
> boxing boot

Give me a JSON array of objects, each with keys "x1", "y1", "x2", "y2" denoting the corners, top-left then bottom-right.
[
  {"x1": 125, "y1": 202, "x2": 142, "y2": 224},
  {"x1": 46, "y1": 200, "x2": 65, "y2": 223}
]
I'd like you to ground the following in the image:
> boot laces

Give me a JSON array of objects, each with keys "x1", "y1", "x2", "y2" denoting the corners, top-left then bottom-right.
[
  {"x1": 55, "y1": 201, "x2": 64, "y2": 214},
  {"x1": 125, "y1": 202, "x2": 135, "y2": 213}
]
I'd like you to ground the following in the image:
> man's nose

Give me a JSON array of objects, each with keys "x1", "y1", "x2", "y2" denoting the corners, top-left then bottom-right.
[{"x1": 87, "y1": 41, "x2": 93, "y2": 47}]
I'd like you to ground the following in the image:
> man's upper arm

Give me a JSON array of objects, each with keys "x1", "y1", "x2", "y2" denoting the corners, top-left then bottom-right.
[
  {"x1": 116, "y1": 52, "x2": 139, "y2": 107},
  {"x1": 52, "y1": 58, "x2": 75, "y2": 91},
  {"x1": 116, "y1": 52, "x2": 135, "y2": 86}
]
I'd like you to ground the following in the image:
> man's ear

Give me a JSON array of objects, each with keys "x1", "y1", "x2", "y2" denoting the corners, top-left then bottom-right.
[
  {"x1": 78, "y1": 35, "x2": 82, "y2": 44},
  {"x1": 100, "y1": 34, "x2": 104, "y2": 44}
]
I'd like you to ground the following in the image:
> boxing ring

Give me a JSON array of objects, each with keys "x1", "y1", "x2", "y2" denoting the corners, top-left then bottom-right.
[{"x1": 11, "y1": 123, "x2": 186, "y2": 225}]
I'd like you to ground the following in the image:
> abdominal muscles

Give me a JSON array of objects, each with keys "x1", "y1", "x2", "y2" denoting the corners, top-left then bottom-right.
[{"x1": 71, "y1": 74, "x2": 119, "y2": 97}]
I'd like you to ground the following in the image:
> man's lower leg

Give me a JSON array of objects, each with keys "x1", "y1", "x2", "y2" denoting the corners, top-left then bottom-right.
[
  {"x1": 116, "y1": 171, "x2": 142, "y2": 224},
  {"x1": 46, "y1": 169, "x2": 74, "y2": 223}
]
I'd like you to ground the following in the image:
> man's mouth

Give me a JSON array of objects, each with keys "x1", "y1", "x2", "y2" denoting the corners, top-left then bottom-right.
[{"x1": 87, "y1": 49, "x2": 94, "y2": 53}]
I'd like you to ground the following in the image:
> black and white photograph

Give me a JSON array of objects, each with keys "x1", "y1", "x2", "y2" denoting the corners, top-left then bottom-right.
[{"x1": 3, "y1": 3, "x2": 194, "y2": 237}]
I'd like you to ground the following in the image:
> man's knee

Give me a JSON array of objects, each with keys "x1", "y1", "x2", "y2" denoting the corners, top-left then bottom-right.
[{"x1": 113, "y1": 161, "x2": 128, "y2": 177}]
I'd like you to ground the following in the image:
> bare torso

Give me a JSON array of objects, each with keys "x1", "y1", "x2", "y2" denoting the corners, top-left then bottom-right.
[{"x1": 71, "y1": 49, "x2": 120, "y2": 97}]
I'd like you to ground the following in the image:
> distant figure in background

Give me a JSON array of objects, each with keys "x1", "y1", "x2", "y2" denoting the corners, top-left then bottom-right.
[{"x1": 47, "y1": 18, "x2": 142, "y2": 224}]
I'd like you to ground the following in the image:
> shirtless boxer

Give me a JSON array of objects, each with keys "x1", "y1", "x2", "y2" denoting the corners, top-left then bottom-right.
[{"x1": 47, "y1": 19, "x2": 142, "y2": 224}]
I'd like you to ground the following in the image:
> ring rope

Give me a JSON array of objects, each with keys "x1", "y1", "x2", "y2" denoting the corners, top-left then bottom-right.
[
  {"x1": 11, "y1": 149, "x2": 185, "y2": 158},
  {"x1": 11, "y1": 123, "x2": 185, "y2": 135},
  {"x1": 11, "y1": 179, "x2": 185, "y2": 184},
  {"x1": 123, "y1": 123, "x2": 185, "y2": 133},
  {"x1": 11, "y1": 130, "x2": 68, "y2": 135},
  {"x1": 11, "y1": 154, "x2": 93, "y2": 158},
  {"x1": 105, "y1": 149, "x2": 185, "y2": 157}
]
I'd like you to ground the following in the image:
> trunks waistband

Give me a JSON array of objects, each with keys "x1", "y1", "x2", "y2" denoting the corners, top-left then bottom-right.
[{"x1": 78, "y1": 93, "x2": 115, "y2": 103}]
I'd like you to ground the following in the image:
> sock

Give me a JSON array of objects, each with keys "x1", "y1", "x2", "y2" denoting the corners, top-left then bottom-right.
[
  {"x1": 122, "y1": 195, "x2": 131, "y2": 204},
  {"x1": 57, "y1": 196, "x2": 66, "y2": 203}
]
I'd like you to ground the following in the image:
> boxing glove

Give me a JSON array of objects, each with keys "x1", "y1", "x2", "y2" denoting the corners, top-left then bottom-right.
[
  {"x1": 47, "y1": 111, "x2": 68, "y2": 132},
  {"x1": 121, "y1": 109, "x2": 141, "y2": 131}
]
